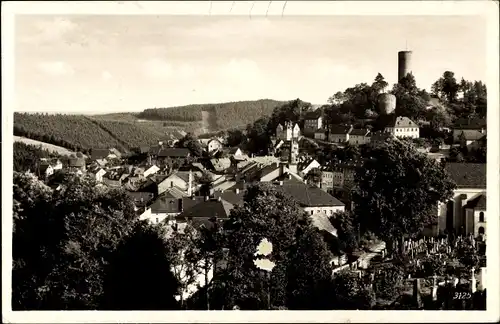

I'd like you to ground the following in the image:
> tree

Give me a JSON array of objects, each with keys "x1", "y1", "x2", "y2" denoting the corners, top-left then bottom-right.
[
  {"x1": 286, "y1": 226, "x2": 335, "y2": 310},
  {"x1": 12, "y1": 171, "x2": 141, "y2": 310},
  {"x1": 330, "y1": 211, "x2": 358, "y2": 254},
  {"x1": 195, "y1": 172, "x2": 214, "y2": 196},
  {"x1": 327, "y1": 91, "x2": 347, "y2": 105},
  {"x1": 432, "y1": 71, "x2": 460, "y2": 104},
  {"x1": 245, "y1": 117, "x2": 271, "y2": 155},
  {"x1": 372, "y1": 73, "x2": 389, "y2": 94},
  {"x1": 209, "y1": 183, "x2": 336, "y2": 310},
  {"x1": 268, "y1": 98, "x2": 312, "y2": 131},
  {"x1": 305, "y1": 167, "x2": 322, "y2": 186},
  {"x1": 390, "y1": 73, "x2": 428, "y2": 120},
  {"x1": 102, "y1": 222, "x2": 180, "y2": 310},
  {"x1": 352, "y1": 139, "x2": 456, "y2": 254},
  {"x1": 372, "y1": 264, "x2": 405, "y2": 301},
  {"x1": 177, "y1": 133, "x2": 204, "y2": 157},
  {"x1": 331, "y1": 270, "x2": 375, "y2": 309},
  {"x1": 226, "y1": 129, "x2": 246, "y2": 147}
]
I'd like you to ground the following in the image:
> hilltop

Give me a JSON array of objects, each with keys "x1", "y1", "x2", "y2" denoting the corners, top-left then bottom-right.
[{"x1": 13, "y1": 99, "x2": 287, "y2": 154}]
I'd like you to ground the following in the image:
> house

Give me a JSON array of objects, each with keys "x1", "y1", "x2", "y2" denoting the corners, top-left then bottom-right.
[
  {"x1": 175, "y1": 196, "x2": 234, "y2": 229},
  {"x1": 126, "y1": 191, "x2": 155, "y2": 211},
  {"x1": 458, "y1": 130, "x2": 485, "y2": 147},
  {"x1": 467, "y1": 135, "x2": 486, "y2": 151},
  {"x1": 464, "y1": 194, "x2": 486, "y2": 239},
  {"x1": 144, "y1": 165, "x2": 160, "y2": 178},
  {"x1": 206, "y1": 138, "x2": 223, "y2": 154},
  {"x1": 452, "y1": 118, "x2": 486, "y2": 142},
  {"x1": 303, "y1": 110, "x2": 323, "y2": 137},
  {"x1": 209, "y1": 158, "x2": 232, "y2": 172},
  {"x1": 437, "y1": 163, "x2": 486, "y2": 236},
  {"x1": 299, "y1": 159, "x2": 321, "y2": 176},
  {"x1": 226, "y1": 147, "x2": 245, "y2": 160},
  {"x1": 276, "y1": 122, "x2": 301, "y2": 141},
  {"x1": 68, "y1": 157, "x2": 86, "y2": 172},
  {"x1": 328, "y1": 125, "x2": 353, "y2": 143},
  {"x1": 348, "y1": 129, "x2": 371, "y2": 145},
  {"x1": 157, "y1": 148, "x2": 191, "y2": 160},
  {"x1": 39, "y1": 159, "x2": 63, "y2": 178},
  {"x1": 91, "y1": 148, "x2": 121, "y2": 161},
  {"x1": 370, "y1": 131, "x2": 392, "y2": 145},
  {"x1": 141, "y1": 195, "x2": 206, "y2": 224},
  {"x1": 276, "y1": 181, "x2": 345, "y2": 216},
  {"x1": 157, "y1": 171, "x2": 196, "y2": 196},
  {"x1": 214, "y1": 188, "x2": 246, "y2": 207},
  {"x1": 88, "y1": 167, "x2": 107, "y2": 183},
  {"x1": 314, "y1": 128, "x2": 327, "y2": 141},
  {"x1": 384, "y1": 116, "x2": 419, "y2": 139},
  {"x1": 257, "y1": 162, "x2": 303, "y2": 183}
]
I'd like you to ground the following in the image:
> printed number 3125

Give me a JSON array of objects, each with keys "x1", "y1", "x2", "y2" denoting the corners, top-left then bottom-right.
[{"x1": 454, "y1": 292, "x2": 472, "y2": 299}]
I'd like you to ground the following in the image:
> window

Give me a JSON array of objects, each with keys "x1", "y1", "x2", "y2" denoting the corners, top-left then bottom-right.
[
  {"x1": 478, "y1": 226, "x2": 485, "y2": 235},
  {"x1": 156, "y1": 218, "x2": 159, "y2": 223},
  {"x1": 310, "y1": 210, "x2": 314, "y2": 215},
  {"x1": 479, "y1": 212, "x2": 485, "y2": 222}
]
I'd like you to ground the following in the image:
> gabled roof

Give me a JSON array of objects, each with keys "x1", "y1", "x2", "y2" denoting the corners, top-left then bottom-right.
[
  {"x1": 161, "y1": 187, "x2": 188, "y2": 199},
  {"x1": 227, "y1": 147, "x2": 242, "y2": 154},
  {"x1": 210, "y1": 158, "x2": 232, "y2": 172},
  {"x1": 177, "y1": 198, "x2": 234, "y2": 220},
  {"x1": 91, "y1": 148, "x2": 111, "y2": 160},
  {"x1": 465, "y1": 194, "x2": 486, "y2": 210},
  {"x1": 444, "y1": 163, "x2": 486, "y2": 189},
  {"x1": 459, "y1": 130, "x2": 484, "y2": 141},
  {"x1": 350, "y1": 128, "x2": 370, "y2": 136},
  {"x1": 387, "y1": 116, "x2": 418, "y2": 128},
  {"x1": 157, "y1": 148, "x2": 191, "y2": 158},
  {"x1": 150, "y1": 196, "x2": 182, "y2": 214},
  {"x1": 126, "y1": 191, "x2": 155, "y2": 207},
  {"x1": 277, "y1": 182, "x2": 345, "y2": 207},
  {"x1": 214, "y1": 189, "x2": 246, "y2": 207},
  {"x1": 329, "y1": 125, "x2": 352, "y2": 135},
  {"x1": 453, "y1": 118, "x2": 486, "y2": 130},
  {"x1": 69, "y1": 157, "x2": 85, "y2": 167}
]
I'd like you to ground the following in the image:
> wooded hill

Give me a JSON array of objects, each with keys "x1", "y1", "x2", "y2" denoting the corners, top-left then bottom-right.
[{"x1": 13, "y1": 99, "x2": 287, "y2": 154}]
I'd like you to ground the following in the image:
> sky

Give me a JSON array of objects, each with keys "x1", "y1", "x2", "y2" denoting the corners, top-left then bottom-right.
[{"x1": 14, "y1": 14, "x2": 487, "y2": 114}]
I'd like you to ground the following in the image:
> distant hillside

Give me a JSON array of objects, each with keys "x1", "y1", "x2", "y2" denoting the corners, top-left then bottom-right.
[
  {"x1": 136, "y1": 99, "x2": 286, "y2": 131},
  {"x1": 13, "y1": 99, "x2": 287, "y2": 152}
]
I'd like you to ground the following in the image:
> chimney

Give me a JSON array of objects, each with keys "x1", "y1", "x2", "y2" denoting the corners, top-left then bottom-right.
[
  {"x1": 288, "y1": 174, "x2": 292, "y2": 180},
  {"x1": 217, "y1": 196, "x2": 221, "y2": 202},
  {"x1": 235, "y1": 188, "x2": 240, "y2": 194},
  {"x1": 178, "y1": 198, "x2": 184, "y2": 212},
  {"x1": 279, "y1": 181, "x2": 284, "y2": 186},
  {"x1": 191, "y1": 195, "x2": 196, "y2": 200},
  {"x1": 205, "y1": 196, "x2": 209, "y2": 201}
]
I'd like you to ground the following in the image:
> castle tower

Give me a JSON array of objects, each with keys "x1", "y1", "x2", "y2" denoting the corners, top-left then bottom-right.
[{"x1": 398, "y1": 50, "x2": 413, "y2": 81}]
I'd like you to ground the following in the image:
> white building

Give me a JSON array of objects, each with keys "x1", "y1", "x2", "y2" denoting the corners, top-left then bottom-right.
[
  {"x1": 436, "y1": 163, "x2": 486, "y2": 237},
  {"x1": 385, "y1": 116, "x2": 419, "y2": 139},
  {"x1": 348, "y1": 129, "x2": 371, "y2": 145}
]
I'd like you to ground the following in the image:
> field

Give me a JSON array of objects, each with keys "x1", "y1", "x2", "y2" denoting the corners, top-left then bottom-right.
[{"x1": 14, "y1": 136, "x2": 83, "y2": 157}]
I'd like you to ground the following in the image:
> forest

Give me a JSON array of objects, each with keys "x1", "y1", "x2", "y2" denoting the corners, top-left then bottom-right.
[
  {"x1": 13, "y1": 142, "x2": 64, "y2": 173},
  {"x1": 14, "y1": 113, "x2": 128, "y2": 153},
  {"x1": 137, "y1": 99, "x2": 286, "y2": 130}
]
